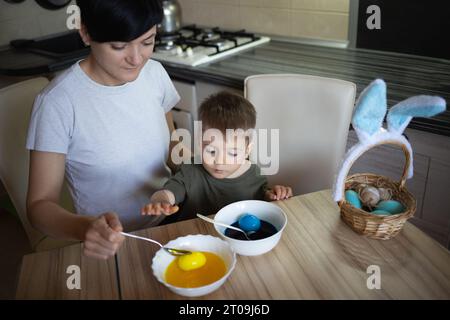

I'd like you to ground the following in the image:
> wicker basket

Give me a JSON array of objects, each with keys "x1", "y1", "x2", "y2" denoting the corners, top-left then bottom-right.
[{"x1": 338, "y1": 141, "x2": 417, "y2": 240}]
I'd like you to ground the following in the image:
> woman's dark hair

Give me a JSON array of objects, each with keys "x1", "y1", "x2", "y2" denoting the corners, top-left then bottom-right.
[{"x1": 76, "y1": 0, "x2": 163, "y2": 42}]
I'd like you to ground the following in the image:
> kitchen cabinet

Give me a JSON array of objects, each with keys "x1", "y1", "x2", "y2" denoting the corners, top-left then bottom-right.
[
  {"x1": 0, "y1": 181, "x2": 6, "y2": 197},
  {"x1": 195, "y1": 80, "x2": 243, "y2": 112},
  {"x1": 415, "y1": 159, "x2": 450, "y2": 248},
  {"x1": 171, "y1": 79, "x2": 196, "y2": 136}
]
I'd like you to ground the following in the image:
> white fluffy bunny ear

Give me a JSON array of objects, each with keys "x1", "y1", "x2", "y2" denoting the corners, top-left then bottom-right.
[
  {"x1": 352, "y1": 79, "x2": 387, "y2": 142},
  {"x1": 387, "y1": 95, "x2": 446, "y2": 134}
]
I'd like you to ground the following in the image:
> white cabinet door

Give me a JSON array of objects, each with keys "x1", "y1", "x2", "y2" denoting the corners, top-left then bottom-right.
[
  {"x1": 171, "y1": 109, "x2": 193, "y2": 134},
  {"x1": 172, "y1": 80, "x2": 197, "y2": 113}
]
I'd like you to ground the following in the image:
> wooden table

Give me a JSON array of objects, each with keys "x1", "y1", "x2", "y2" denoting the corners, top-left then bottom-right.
[{"x1": 16, "y1": 190, "x2": 450, "y2": 299}]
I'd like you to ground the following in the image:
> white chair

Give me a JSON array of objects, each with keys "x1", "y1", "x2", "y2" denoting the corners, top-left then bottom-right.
[
  {"x1": 245, "y1": 74, "x2": 356, "y2": 195},
  {"x1": 0, "y1": 77, "x2": 77, "y2": 252}
]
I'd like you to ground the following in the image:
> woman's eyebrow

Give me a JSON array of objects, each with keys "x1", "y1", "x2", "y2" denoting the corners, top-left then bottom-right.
[{"x1": 143, "y1": 33, "x2": 156, "y2": 41}]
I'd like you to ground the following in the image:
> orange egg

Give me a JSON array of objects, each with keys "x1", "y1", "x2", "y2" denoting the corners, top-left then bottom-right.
[{"x1": 165, "y1": 251, "x2": 226, "y2": 288}]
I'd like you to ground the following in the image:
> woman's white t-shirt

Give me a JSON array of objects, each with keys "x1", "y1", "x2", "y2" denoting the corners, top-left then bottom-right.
[{"x1": 26, "y1": 59, "x2": 180, "y2": 231}]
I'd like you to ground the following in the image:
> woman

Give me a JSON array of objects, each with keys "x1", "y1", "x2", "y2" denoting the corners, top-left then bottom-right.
[{"x1": 26, "y1": 0, "x2": 180, "y2": 260}]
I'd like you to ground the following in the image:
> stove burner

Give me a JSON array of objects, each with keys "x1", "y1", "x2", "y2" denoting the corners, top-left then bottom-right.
[
  {"x1": 155, "y1": 31, "x2": 181, "y2": 52},
  {"x1": 155, "y1": 40, "x2": 178, "y2": 52},
  {"x1": 202, "y1": 28, "x2": 216, "y2": 39},
  {"x1": 207, "y1": 38, "x2": 227, "y2": 48},
  {"x1": 159, "y1": 35, "x2": 179, "y2": 42},
  {"x1": 152, "y1": 24, "x2": 269, "y2": 64}
]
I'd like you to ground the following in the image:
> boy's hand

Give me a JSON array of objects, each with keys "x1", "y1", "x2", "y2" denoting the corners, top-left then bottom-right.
[
  {"x1": 265, "y1": 185, "x2": 293, "y2": 201},
  {"x1": 141, "y1": 202, "x2": 179, "y2": 216}
]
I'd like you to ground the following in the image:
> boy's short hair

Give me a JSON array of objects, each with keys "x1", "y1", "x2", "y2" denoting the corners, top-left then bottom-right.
[
  {"x1": 76, "y1": 0, "x2": 163, "y2": 42},
  {"x1": 199, "y1": 91, "x2": 256, "y2": 133}
]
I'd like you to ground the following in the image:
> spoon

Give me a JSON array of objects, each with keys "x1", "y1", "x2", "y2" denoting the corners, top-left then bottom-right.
[
  {"x1": 120, "y1": 232, "x2": 192, "y2": 256},
  {"x1": 196, "y1": 213, "x2": 252, "y2": 241}
]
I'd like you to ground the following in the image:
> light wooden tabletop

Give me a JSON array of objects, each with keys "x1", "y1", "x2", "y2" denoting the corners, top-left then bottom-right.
[
  {"x1": 15, "y1": 241, "x2": 119, "y2": 299},
  {"x1": 16, "y1": 190, "x2": 450, "y2": 300}
]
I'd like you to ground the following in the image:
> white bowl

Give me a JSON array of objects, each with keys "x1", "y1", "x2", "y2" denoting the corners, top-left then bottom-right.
[
  {"x1": 151, "y1": 234, "x2": 236, "y2": 297},
  {"x1": 214, "y1": 200, "x2": 287, "y2": 256}
]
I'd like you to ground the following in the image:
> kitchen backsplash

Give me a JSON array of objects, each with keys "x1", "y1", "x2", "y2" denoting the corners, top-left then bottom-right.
[
  {"x1": 179, "y1": 0, "x2": 350, "y2": 41},
  {"x1": 0, "y1": 0, "x2": 349, "y2": 47},
  {"x1": 0, "y1": 0, "x2": 75, "y2": 47}
]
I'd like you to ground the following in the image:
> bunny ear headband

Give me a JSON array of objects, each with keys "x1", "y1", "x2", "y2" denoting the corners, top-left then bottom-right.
[{"x1": 333, "y1": 79, "x2": 446, "y2": 202}]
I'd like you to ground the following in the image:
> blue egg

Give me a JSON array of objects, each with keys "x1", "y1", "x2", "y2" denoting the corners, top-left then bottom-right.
[
  {"x1": 370, "y1": 209, "x2": 391, "y2": 216},
  {"x1": 238, "y1": 213, "x2": 261, "y2": 232},
  {"x1": 345, "y1": 190, "x2": 362, "y2": 209},
  {"x1": 376, "y1": 200, "x2": 405, "y2": 215}
]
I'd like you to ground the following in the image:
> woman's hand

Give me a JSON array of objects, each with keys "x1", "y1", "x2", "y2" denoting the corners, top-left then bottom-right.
[
  {"x1": 141, "y1": 202, "x2": 179, "y2": 216},
  {"x1": 83, "y1": 212, "x2": 125, "y2": 260},
  {"x1": 265, "y1": 185, "x2": 293, "y2": 201}
]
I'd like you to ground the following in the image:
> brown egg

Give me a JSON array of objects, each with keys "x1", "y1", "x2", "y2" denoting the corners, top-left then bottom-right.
[
  {"x1": 377, "y1": 188, "x2": 392, "y2": 201},
  {"x1": 359, "y1": 186, "x2": 380, "y2": 208}
]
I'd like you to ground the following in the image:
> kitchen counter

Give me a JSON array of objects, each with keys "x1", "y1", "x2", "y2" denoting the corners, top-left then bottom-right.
[{"x1": 1, "y1": 40, "x2": 449, "y2": 136}]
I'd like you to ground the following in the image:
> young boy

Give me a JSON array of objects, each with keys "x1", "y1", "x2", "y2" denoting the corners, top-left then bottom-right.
[{"x1": 142, "y1": 91, "x2": 292, "y2": 222}]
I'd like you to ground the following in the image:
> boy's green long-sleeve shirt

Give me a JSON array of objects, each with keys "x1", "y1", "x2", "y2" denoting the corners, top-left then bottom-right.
[{"x1": 161, "y1": 163, "x2": 267, "y2": 224}]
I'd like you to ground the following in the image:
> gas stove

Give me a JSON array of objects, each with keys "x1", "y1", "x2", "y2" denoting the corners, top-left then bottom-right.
[{"x1": 152, "y1": 25, "x2": 270, "y2": 67}]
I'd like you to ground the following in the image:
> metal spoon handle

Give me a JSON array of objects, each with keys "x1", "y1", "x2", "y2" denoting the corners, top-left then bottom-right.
[
  {"x1": 120, "y1": 232, "x2": 192, "y2": 256},
  {"x1": 196, "y1": 213, "x2": 250, "y2": 239},
  {"x1": 120, "y1": 231, "x2": 163, "y2": 248}
]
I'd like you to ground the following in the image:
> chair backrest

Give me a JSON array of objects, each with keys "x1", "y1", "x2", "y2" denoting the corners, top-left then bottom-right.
[
  {"x1": 245, "y1": 74, "x2": 356, "y2": 195},
  {"x1": 0, "y1": 77, "x2": 75, "y2": 251}
]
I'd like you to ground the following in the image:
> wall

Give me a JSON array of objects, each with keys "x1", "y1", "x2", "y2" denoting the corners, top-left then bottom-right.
[
  {"x1": 179, "y1": 0, "x2": 350, "y2": 41},
  {"x1": 356, "y1": 0, "x2": 450, "y2": 60},
  {"x1": 0, "y1": 0, "x2": 350, "y2": 45},
  {"x1": 0, "y1": 0, "x2": 74, "y2": 47}
]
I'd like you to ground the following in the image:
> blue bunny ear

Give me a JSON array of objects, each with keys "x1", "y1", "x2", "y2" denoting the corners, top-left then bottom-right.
[
  {"x1": 352, "y1": 79, "x2": 387, "y2": 140},
  {"x1": 387, "y1": 96, "x2": 446, "y2": 133}
]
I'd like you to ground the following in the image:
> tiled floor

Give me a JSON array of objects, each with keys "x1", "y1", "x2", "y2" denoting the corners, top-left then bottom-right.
[{"x1": 0, "y1": 208, "x2": 32, "y2": 300}]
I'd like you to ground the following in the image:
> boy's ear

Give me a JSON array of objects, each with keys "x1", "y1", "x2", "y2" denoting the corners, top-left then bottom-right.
[{"x1": 245, "y1": 141, "x2": 254, "y2": 159}]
